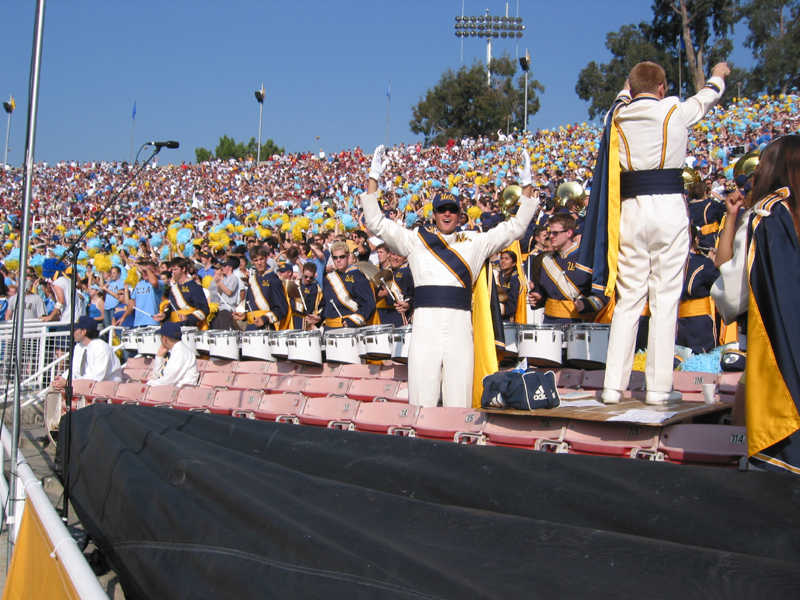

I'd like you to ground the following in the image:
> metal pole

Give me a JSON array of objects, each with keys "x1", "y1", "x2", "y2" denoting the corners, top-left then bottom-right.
[
  {"x1": 386, "y1": 78, "x2": 390, "y2": 148},
  {"x1": 257, "y1": 101, "x2": 263, "y2": 163},
  {"x1": 3, "y1": 110, "x2": 10, "y2": 166},
  {"x1": 487, "y1": 37, "x2": 492, "y2": 86},
  {"x1": 130, "y1": 101, "x2": 136, "y2": 163},
  {"x1": 678, "y1": 38, "x2": 682, "y2": 101},
  {"x1": 460, "y1": 0, "x2": 464, "y2": 64},
  {"x1": 9, "y1": 0, "x2": 47, "y2": 557},
  {"x1": 524, "y1": 70, "x2": 528, "y2": 133}
]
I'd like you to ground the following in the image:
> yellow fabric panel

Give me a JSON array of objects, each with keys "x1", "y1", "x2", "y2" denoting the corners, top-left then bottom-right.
[
  {"x1": 246, "y1": 309, "x2": 270, "y2": 325},
  {"x1": 2, "y1": 498, "x2": 80, "y2": 600},
  {"x1": 720, "y1": 322, "x2": 738, "y2": 345},
  {"x1": 593, "y1": 294, "x2": 616, "y2": 324},
  {"x1": 472, "y1": 264, "x2": 499, "y2": 408},
  {"x1": 745, "y1": 293, "x2": 800, "y2": 457},
  {"x1": 700, "y1": 222, "x2": 720, "y2": 235},
  {"x1": 169, "y1": 308, "x2": 209, "y2": 331},
  {"x1": 324, "y1": 317, "x2": 344, "y2": 328},
  {"x1": 605, "y1": 122, "x2": 622, "y2": 297},
  {"x1": 544, "y1": 298, "x2": 581, "y2": 319},
  {"x1": 678, "y1": 297, "x2": 713, "y2": 318}
]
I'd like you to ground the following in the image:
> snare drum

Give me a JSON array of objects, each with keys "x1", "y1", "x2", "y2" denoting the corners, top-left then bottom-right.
[
  {"x1": 517, "y1": 324, "x2": 563, "y2": 367},
  {"x1": 566, "y1": 323, "x2": 610, "y2": 369},
  {"x1": 503, "y1": 323, "x2": 519, "y2": 357},
  {"x1": 287, "y1": 329, "x2": 323, "y2": 366},
  {"x1": 323, "y1": 329, "x2": 361, "y2": 364},
  {"x1": 208, "y1": 331, "x2": 240, "y2": 360},
  {"x1": 121, "y1": 329, "x2": 138, "y2": 351},
  {"x1": 136, "y1": 326, "x2": 162, "y2": 356},
  {"x1": 240, "y1": 330, "x2": 274, "y2": 361},
  {"x1": 195, "y1": 330, "x2": 211, "y2": 353},
  {"x1": 181, "y1": 326, "x2": 198, "y2": 354},
  {"x1": 391, "y1": 325, "x2": 412, "y2": 364},
  {"x1": 358, "y1": 324, "x2": 395, "y2": 360},
  {"x1": 269, "y1": 330, "x2": 291, "y2": 360}
]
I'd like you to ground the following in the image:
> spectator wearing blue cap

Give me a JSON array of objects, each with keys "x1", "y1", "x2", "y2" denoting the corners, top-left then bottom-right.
[
  {"x1": 52, "y1": 315, "x2": 122, "y2": 390},
  {"x1": 146, "y1": 321, "x2": 199, "y2": 388}
]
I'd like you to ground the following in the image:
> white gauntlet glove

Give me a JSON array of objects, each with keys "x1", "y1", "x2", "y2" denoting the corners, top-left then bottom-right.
[
  {"x1": 368, "y1": 145, "x2": 389, "y2": 182},
  {"x1": 517, "y1": 149, "x2": 533, "y2": 187}
]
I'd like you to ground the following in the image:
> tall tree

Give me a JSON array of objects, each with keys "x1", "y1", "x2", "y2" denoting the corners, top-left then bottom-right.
[
  {"x1": 410, "y1": 54, "x2": 543, "y2": 146},
  {"x1": 742, "y1": 0, "x2": 800, "y2": 94},
  {"x1": 195, "y1": 135, "x2": 284, "y2": 163},
  {"x1": 650, "y1": 0, "x2": 740, "y2": 94}
]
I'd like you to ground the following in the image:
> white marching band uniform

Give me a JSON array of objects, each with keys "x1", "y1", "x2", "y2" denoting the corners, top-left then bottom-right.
[
  {"x1": 603, "y1": 76, "x2": 725, "y2": 397},
  {"x1": 361, "y1": 191, "x2": 539, "y2": 408}
]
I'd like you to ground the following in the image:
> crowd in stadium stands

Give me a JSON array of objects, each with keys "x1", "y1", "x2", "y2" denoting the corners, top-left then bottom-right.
[{"x1": 0, "y1": 93, "x2": 797, "y2": 348}]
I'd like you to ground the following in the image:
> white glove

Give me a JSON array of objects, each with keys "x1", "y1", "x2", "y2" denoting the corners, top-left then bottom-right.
[
  {"x1": 368, "y1": 145, "x2": 389, "y2": 182},
  {"x1": 517, "y1": 150, "x2": 533, "y2": 187}
]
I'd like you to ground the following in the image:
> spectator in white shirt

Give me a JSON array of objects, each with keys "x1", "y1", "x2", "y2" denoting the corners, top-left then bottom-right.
[
  {"x1": 146, "y1": 322, "x2": 200, "y2": 388},
  {"x1": 52, "y1": 316, "x2": 122, "y2": 389}
]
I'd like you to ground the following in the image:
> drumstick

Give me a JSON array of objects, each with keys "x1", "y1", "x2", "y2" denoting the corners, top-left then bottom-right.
[
  {"x1": 133, "y1": 306, "x2": 155, "y2": 318},
  {"x1": 329, "y1": 299, "x2": 344, "y2": 320}
]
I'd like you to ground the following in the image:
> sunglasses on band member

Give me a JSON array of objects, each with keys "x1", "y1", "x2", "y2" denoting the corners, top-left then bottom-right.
[
  {"x1": 332, "y1": 254, "x2": 349, "y2": 260},
  {"x1": 434, "y1": 205, "x2": 460, "y2": 214}
]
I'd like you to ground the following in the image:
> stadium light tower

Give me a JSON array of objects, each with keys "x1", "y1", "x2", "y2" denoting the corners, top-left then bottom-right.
[
  {"x1": 254, "y1": 84, "x2": 265, "y2": 163},
  {"x1": 454, "y1": 8, "x2": 524, "y2": 85}
]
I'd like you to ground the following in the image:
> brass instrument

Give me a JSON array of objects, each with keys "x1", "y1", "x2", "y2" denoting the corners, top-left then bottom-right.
[
  {"x1": 356, "y1": 261, "x2": 379, "y2": 280},
  {"x1": 734, "y1": 151, "x2": 759, "y2": 178},
  {"x1": 681, "y1": 167, "x2": 701, "y2": 190},
  {"x1": 556, "y1": 181, "x2": 586, "y2": 209},
  {"x1": 499, "y1": 184, "x2": 522, "y2": 219}
]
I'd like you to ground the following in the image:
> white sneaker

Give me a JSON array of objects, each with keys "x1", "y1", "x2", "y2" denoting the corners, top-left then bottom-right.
[
  {"x1": 601, "y1": 389, "x2": 623, "y2": 404},
  {"x1": 645, "y1": 390, "x2": 682, "y2": 405}
]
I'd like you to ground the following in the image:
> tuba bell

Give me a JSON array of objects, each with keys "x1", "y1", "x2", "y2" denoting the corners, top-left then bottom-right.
[
  {"x1": 556, "y1": 181, "x2": 586, "y2": 209},
  {"x1": 681, "y1": 167, "x2": 701, "y2": 190},
  {"x1": 733, "y1": 151, "x2": 759, "y2": 179},
  {"x1": 499, "y1": 184, "x2": 522, "y2": 220}
]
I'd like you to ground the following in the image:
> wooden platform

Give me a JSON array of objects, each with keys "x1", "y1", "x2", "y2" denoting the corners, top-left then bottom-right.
[{"x1": 480, "y1": 395, "x2": 731, "y2": 426}]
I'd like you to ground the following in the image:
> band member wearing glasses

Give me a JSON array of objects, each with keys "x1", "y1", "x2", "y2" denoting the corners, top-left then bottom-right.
[
  {"x1": 321, "y1": 241, "x2": 376, "y2": 329},
  {"x1": 360, "y1": 145, "x2": 540, "y2": 408}
]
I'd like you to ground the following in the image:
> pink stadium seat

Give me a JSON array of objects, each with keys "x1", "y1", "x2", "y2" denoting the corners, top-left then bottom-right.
[
  {"x1": 124, "y1": 357, "x2": 153, "y2": 370},
  {"x1": 87, "y1": 381, "x2": 120, "y2": 403},
  {"x1": 673, "y1": 371, "x2": 718, "y2": 393},
  {"x1": 580, "y1": 370, "x2": 605, "y2": 390},
  {"x1": 564, "y1": 421, "x2": 662, "y2": 459},
  {"x1": 303, "y1": 377, "x2": 352, "y2": 398},
  {"x1": 202, "y1": 359, "x2": 237, "y2": 372},
  {"x1": 628, "y1": 371, "x2": 646, "y2": 391},
  {"x1": 297, "y1": 396, "x2": 360, "y2": 428},
  {"x1": 237, "y1": 393, "x2": 307, "y2": 422},
  {"x1": 140, "y1": 385, "x2": 181, "y2": 407},
  {"x1": 174, "y1": 387, "x2": 216, "y2": 412},
  {"x1": 195, "y1": 358, "x2": 208, "y2": 371},
  {"x1": 482, "y1": 414, "x2": 570, "y2": 450},
  {"x1": 718, "y1": 372, "x2": 743, "y2": 394},
  {"x1": 555, "y1": 368, "x2": 583, "y2": 389},
  {"x1": 346, "y1": 379, "x2": 401, "y2": 402},
  {"x1": 267, "y1": 362, "x2": 300, "y2": 375},
  {"x1": 353, "y1": 402, "x2": 419, "y2": 435},
  {"x1": 199, "y1": 371, "x2": 236, "y2": 389},
  {"x1": 111, "y1": 382, "x2": 148, "y2": 404},
  {"x1": 122, "y1": 368, "x2": 150, "y2": 382},
  {"x1": 299, "y1": 363, "x2": 342, "y2": 378},
  {"x1": 658, "y1": 424, "x2": 747, "y2": 466},
  {"x1": 71, "y1": 380, "x2": 95, "y2": 404},
  {"x1": 413, "y1": 407, "x2": 487, "y2": 443},
  {"x1": 210, "y1": 389, "x2": 263, "y2": 415},
  {"x1": 378, "y1": 364, "x2": 408, "y2": 381},
  {"x1": 338, "y1": 364, "x2": 382, "y2": 379},
  {"x1": 265, "y1": 375, "x2": 309, "y2": 394},
  {"x1": 229, "y1": 373, "x2": 271, "y2": 391},
  {"x1": 234, "y1": 361, "x2": 271, "y2": 374}
]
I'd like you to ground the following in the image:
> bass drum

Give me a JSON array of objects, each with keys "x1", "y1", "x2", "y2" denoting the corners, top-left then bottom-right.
[
  {"x1": 517, "y1": 324, "x2": 563, "y2": 367},
  {"x1": 240, "y1": 330, "x2": 274, "y2": 361},
  {"x1": 287, "y1": 329, "x2": 323, "y2": 366},
  {"x1": 324, "y1": 329, "x2": 361, "y2": 364},
  {"x1": 566, "y1": 324, "x2": 610, "y2": 369}
]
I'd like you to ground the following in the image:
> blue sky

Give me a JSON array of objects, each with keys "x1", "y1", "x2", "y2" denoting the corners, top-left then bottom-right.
[{"x1": 0, "y1": 1, "x2": 755, "y2": 166}]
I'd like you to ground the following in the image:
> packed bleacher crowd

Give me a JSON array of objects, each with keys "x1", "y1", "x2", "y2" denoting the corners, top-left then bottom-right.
[{"x1": 0, "y1": 93, "x2": 797, "y2": 354}]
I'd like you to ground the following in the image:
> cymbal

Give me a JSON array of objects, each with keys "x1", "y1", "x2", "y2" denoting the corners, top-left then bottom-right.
[
  {"x1": 372, "y1": 269, "x2": 394, "y2": 287},
  {"x1": 356, "y1": 261, "x2": 379, "y2": 279},
  {"x1": 284, "y1": 280, "x2": 302, "y2": 300}
]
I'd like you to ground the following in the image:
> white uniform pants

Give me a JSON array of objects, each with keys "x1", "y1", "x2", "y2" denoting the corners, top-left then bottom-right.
[
  {"x1": 604, "y1": 194, "x2": 689, "y2": 393},
  {"x1": 408, "y1": 307, "x2": 473, "y2": 408}
]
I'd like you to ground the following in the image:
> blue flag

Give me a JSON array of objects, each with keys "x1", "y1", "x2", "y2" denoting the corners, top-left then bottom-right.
[
  {"x1": 386, "y1": 82, "x2": 390, "y2": 99},
  {"x1": 132, "y1": 101, "x2": 137, "y2": 120}
]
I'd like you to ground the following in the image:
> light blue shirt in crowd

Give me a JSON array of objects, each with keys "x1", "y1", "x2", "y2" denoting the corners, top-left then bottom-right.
[{"x1": 132, "y1": 280, "x2": 165, "y2": 327}]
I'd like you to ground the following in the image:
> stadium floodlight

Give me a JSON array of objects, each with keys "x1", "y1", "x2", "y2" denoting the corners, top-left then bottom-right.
[
  {"x1": 254, "y1": 84, "x2": 265, "y2": 162},
  {"x1": 454, "y1": 8, "x2": 524, "y2": 85}
]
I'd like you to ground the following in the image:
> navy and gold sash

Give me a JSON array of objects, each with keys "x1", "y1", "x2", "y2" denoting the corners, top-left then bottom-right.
[{"x1": 417, "y1": 227, "x2": 472, "y2": 288}]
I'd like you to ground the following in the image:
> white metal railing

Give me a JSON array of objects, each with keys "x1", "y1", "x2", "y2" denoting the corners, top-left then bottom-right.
[{"x1": 1, "y1": 423, "x2": 108, "y2": 598}]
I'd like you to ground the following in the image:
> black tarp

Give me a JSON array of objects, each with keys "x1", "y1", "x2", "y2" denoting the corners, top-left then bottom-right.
[{"x1": 65, "y1": 404, "x2": 800, "y2": 600}]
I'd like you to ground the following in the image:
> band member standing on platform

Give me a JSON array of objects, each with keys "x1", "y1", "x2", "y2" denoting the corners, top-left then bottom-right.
[
  {"x1": 322, "y1": 241, "x2": 376, "y2": 329},
  {"x1": 154, "y1": 257, "x2": 209, "y2": 329},
  {"x1": 360, "y1": 145, "x2": 539, "y2": 408},
  {"x1": 601, "y1": 61, "x2": 729, "y2": 406},
  {"x1": 233, "y1": 245, "x2": 289, "y2": 331}
]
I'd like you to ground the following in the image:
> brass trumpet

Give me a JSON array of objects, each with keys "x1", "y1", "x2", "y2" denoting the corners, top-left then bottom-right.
[{"x1": 499, "y1": 184, "x2": 522, "y2": 220}]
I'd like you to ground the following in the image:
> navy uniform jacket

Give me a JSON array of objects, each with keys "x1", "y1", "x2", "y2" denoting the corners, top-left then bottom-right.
[
  {"x1": 676, "y1": 251, "x2": 720, "y2": 354},
  {"x1": 688, "y1": 197, "x2": 726, "y2": 249},
  {"x1": 323, "y1": 266, "x2": 376, "y2": 328},
  {"x1": 497, "y1": 268, "x2": 521, "y2": 321},
  {"x1": 378, "y1": 264, "x2": 415, "y2": 327},
  {"x1": 245, "y1": 269, "x2": 289, "y2": 331},
  {"x1": 534, "y1": 244, "x2": 599, "y2": 324},
  {"x1": 290, "y1": 280, "x2": 323, "y2": 329},
  {"x1": 164, "y1": 280, "x2": 209, "y2": 327}
]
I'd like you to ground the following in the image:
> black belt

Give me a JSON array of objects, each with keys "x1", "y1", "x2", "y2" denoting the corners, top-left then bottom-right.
[
  {"x1": 620, "y1": 168, "x2": 684, "y2": 197},
  {"x1": 415, "y1": 285, "x2": 471, "y2": 311}
]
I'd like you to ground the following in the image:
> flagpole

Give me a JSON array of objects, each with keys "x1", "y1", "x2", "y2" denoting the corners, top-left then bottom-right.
[
  {"x1": 4, "y1": 110, "x2": 10, "y2": 166},
  {"x1": 129, "y1": 100, "x2": 136, "y2": 163},
  {"x1": 386, "y1": 78, "x2": 390, "y2": 148}
]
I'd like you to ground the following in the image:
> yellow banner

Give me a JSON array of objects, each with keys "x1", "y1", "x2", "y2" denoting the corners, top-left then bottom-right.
[{"x1": 472, "y1": 264, "x2": 499, "y2": 408}]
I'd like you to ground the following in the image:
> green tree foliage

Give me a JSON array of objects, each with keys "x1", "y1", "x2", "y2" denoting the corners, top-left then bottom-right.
[
  {"x1": 194, "y1": 135, "x2": 284, "y2": 163},
  {"x1": 742, "y1": 0, "x2": 800, "y2": 94},
  {"x1": 576, "y1": 24, "x2": 672, "y2": 120},
  {"x1": 410, "y1": 54, "x2": 543, "y2": 146}
]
